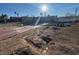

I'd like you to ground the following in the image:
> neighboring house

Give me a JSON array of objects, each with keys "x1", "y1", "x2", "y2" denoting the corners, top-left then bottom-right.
[
  {"x1": 21, "y1": 16, "x2": 38, "y2": 25},
  {"x1": 21, "y1": 16, "x2": 58, "y2": 26},
  {"x1": 57, "y1": 16, "x2": 79, "y2": 27},
  {"x1": 58, "y1": 16, "x2": 79, "y2": 22},
  {"x1": 9, "y1": 17, "x2": 21, "y2": 22}
]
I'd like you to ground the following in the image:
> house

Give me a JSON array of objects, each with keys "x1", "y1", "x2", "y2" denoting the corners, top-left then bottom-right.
[
  {"x1": 57, "y1": 16, "x2": 79, "y2": 27},
  {"x1": 21, "y1": 16, "x2": 58, "y2": 26}
]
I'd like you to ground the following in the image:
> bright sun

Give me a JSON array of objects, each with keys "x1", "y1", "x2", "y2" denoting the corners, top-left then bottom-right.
[{"x1": 41, "y1": 5, "x2": 47, "y2": 12}]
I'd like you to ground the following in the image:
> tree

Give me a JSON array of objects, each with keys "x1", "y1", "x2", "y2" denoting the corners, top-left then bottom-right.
[
  {"x1": 14, "y1": 11, "x2": 19, "y2": 17},
  {"x1": 0, "y1": 14, "x2": 8, "y2": 23},
  {"x1": 14, "y1": 11, "x2": 19, "y2": 22},
  {"x1": 40, "y1": 12, "x2": 43, "y2": 16}
]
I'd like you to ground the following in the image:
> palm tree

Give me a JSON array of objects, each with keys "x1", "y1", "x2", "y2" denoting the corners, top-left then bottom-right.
[
  {"x1": 14, "y1": 11, "x2": 19, "y2": 17},
  {"x1": 14, "y1": 11, "x2": 19, "y2": 22}
]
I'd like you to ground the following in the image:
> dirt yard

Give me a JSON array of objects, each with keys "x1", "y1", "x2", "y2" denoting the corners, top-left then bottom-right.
[
  {"x1": 0, "y1": 23, "x2": 79, "y2": 55},
  {"x1": 0, "y1": 22, "x2": 23, "y2": 30}
]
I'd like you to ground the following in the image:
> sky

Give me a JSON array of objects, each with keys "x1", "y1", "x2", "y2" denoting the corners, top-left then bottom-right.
[{"x1": 0, "y1": 3, "x2": 79, "y2": 17}]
